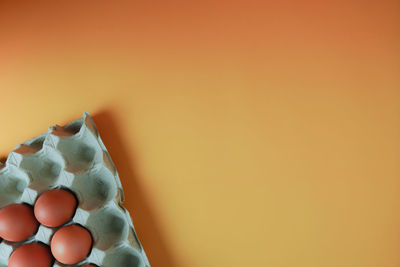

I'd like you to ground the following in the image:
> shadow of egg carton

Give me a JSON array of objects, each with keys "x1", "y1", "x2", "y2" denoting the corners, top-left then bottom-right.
[{"x1": 0, "y1": 112, "x2": 150, "y2": 267}]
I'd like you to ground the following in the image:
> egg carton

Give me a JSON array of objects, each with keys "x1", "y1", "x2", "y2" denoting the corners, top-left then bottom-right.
[{"x1": 0, "y1": 112, "x2": 150, "y2": 267}]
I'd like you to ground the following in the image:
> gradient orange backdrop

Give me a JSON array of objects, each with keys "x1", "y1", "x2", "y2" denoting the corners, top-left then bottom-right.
[{"x1": 0, "y1": 1, "x2": 399, "y2": 266}]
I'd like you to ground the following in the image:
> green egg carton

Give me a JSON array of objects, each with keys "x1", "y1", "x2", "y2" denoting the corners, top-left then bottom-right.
[{"x1": 0, "y1": 112, "x2": 150, "y2": 267}]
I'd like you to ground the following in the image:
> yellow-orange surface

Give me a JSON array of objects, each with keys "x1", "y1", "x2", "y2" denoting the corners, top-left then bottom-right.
[{"x1": 0, "y1": 1, "x2": 399, "y2": 266}]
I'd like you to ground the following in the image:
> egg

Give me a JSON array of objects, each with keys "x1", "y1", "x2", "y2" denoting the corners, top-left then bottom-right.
[
  {"x1": 8, "y1": 242, "x2": 53, "y2": 267},
  {"x1": 0, "y1": 203, "x2": 39, "y2": 242},
  {"x1": 51, "y1": 224, "x2": 93, "y2": 264},
  {"x1": 34, "y1": 188, "x2": 77, "y2": 227}
]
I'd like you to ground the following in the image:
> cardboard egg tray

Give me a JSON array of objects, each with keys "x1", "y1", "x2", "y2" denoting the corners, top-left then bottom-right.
[{"x1": 0, "y1": 112, "x2": 150, "y2": 267}]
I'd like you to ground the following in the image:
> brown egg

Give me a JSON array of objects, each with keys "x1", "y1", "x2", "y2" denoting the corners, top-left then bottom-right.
[
  {"x1": 0, "y1": 203, "x2": 39, "y2": 242},
  {"x1": 34, "y1": 188, "x2": 77, "y2": 227},
  {"x1": 51, "y1": 224, "x2": 93, "y2": 264},
  {"x1": 8, "y1": 242, "x2": 53, "y2": 267}
]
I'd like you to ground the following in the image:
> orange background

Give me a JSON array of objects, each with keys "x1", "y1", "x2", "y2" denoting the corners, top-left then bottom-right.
[{"x1": 0, "y1": 1, "x2": 399, "y2": 266}]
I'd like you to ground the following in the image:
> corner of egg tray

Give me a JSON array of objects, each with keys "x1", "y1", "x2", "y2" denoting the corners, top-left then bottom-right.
[{"x1": 0, "y1": 112, "x2": 150, "y2": 267}]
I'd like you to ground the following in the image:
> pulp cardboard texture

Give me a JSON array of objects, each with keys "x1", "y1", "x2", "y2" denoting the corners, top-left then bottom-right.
[{"x1": 0, "y1": 112, "x2": 150, "y2": 267}]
